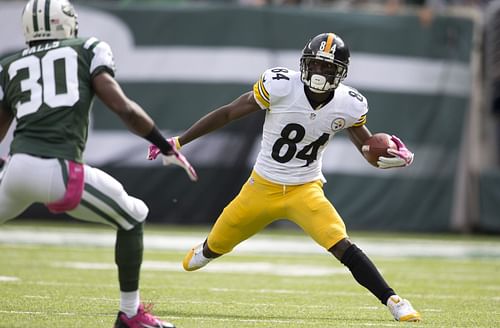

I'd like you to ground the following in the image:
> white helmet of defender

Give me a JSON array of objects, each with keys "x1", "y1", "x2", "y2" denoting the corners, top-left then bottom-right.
[{"x1": 22, "y1": 0, "x2": 78, "y2": 44}]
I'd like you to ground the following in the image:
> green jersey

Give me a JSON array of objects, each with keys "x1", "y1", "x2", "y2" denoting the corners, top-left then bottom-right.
[{"x1": 0, "y1": 37, "x2": 115, "y2": 163}]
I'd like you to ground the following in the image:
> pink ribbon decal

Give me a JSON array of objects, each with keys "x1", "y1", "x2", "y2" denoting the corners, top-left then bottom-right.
[{"x1": 46, "y1": 161, "x2": 85, "y2": 213}]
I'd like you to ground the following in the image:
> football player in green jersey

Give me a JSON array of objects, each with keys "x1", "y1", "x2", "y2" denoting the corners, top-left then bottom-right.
[{"x1": 0, "y1": 1, "x2": 197, "y2": 327}]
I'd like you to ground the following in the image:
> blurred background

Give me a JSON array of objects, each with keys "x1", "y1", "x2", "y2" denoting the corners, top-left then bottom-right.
[{"x1": 0, "y1": 0, "x2": 498, "y2": 234}]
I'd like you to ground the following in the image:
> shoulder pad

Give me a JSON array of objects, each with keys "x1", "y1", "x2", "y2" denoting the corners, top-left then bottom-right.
[
  {"x1": 83, "y1": 37, "x2": 101, "y2": 50},
  {"x1": 338, "y1": 84, "x2": 369, "y2": 127},
  {"x1": 87, "y1": 38, "x2": 116, "y2": 76},
  {"x1": 253, "y1": 67, "x2": 295, "y2": 109}
]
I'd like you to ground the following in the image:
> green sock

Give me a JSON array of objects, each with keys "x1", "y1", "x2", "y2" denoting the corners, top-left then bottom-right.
[{"x1": 115, "y1": 222, "x2": 144, "y2": 292}]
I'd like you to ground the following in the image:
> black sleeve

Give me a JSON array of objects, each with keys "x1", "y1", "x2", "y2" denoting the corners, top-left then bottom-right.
[{"x1": 144, "y1": 126, "x2": 173, "y2": 155}]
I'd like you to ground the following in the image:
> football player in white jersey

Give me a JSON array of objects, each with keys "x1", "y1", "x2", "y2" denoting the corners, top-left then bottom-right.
[
  {"x1": 0, "y1": 1, "x2": 197, "y2": 327},
  {"x1": 149, "y1": 32, "x2": 420, "y2": 322}
]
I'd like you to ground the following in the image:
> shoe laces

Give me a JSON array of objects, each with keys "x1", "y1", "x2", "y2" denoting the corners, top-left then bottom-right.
[
  {"x1": 138, "y1": 303, "x2": 159, "y2": 321},
  {"x1": 389, "y1": 296, "x2": 413, "y2": 313}
]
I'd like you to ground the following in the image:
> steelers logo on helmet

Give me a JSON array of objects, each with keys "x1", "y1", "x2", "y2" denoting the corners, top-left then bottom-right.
[{"x1": 300, "y1": 32, "x2": 350, "y2": 93}]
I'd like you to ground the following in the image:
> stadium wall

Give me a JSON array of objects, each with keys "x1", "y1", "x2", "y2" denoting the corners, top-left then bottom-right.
[{"x1": 0, "y1": 2, "x2": 491, "y2": 232}]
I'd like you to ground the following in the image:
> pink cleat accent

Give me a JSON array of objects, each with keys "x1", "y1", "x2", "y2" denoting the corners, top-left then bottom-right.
[{"x1": 114, "y1": 303, "x2": 175, "y2": 328}]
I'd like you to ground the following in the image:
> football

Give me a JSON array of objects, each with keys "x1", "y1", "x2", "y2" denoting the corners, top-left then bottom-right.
[{"x1": 361, "y1": 133, "x2": 397, "y2": 167}]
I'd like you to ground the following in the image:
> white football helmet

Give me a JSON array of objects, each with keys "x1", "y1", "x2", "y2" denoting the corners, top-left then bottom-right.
[{"x1": 22, "y1": 0, "x2": 78, "y2": 44}]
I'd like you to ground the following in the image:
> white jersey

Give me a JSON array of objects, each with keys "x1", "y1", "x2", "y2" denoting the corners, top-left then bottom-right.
[{"x1": 252, "y1": 67, "x2": 368, "y2": 185}]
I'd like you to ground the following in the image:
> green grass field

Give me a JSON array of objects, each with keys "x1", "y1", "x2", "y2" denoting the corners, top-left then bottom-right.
[{"x1": 0, "y1": 221, "x2": 499, "y2": 328}]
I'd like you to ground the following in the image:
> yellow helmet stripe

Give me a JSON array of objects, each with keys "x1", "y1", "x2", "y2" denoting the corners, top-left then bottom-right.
[{"x1": 324, "y1": 33, "x2": 335, "y2": 54}]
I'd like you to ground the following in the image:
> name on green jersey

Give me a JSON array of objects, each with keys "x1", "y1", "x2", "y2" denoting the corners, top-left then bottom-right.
[{"x1": 22, "y1": 41, "x2": 60, "y2": 56}]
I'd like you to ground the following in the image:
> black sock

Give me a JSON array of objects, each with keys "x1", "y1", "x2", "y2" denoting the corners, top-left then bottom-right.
[
  {"x1": 115, "y1": 223, "x2": 144, "y2": 292},
  {"x1": 339, "y1": 244, "x2": 396, "y2": 304},
  {"x1": 202, "y1": 239, "x2": 222, "y2": 258}
]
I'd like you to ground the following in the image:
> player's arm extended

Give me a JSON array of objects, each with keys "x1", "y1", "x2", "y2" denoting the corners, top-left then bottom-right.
[
  {"x1": 92, "y1": 71, "x2": 155, "y2": 137},
  {"x1": 92, "y1": 71, "x2": 177, "y2": 155},
  {"x1": 178, "y1": 91, "x2": 261, "y2": 147},
  {"x1": 93, "y1": 71, "x2": 197, "y2": 180},
  {"x1": 0, "y1": 103, "x2": 14, "y2": 144},
  {"x1": 346, "y1": 125, "x2": 372, "y2": 154}
]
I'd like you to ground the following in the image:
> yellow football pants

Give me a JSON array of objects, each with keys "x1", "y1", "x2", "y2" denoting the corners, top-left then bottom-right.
[{"x1": 207, "y1": 170, "x2": 347, "y2": 254}]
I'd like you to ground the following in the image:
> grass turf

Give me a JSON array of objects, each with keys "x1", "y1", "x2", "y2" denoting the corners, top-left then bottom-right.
[{"x1": 0, "y1": 222, "x2": 499, "y2": 327}]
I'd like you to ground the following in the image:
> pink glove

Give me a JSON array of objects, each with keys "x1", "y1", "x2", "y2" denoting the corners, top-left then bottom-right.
[
  {"x1": 147, "y1": 144, "x2": 161, "y2": 161},
  {"x1": 377, "y1": 135, "x2": 414, "y2": 169},
  {"x1": 147, "y1": 139, "x2": 198, "y2": 181}
]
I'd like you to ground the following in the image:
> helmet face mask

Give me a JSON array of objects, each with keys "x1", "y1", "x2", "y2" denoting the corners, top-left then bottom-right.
[
  {"x1": 300, "y1": 33, "x2": 350, "y2": 93},
  {"x1": 22, "y1": 0, "x2": 78, "y2": 44}
]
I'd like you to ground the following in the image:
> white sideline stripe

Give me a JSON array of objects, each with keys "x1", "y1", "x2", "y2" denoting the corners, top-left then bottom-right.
[
  {"x1": 0, "y1": 4, "x2": 471, "y2": 97},
  {"x1": 0, "y1": 310, "x2": 109, "y2": 317},
  {"x1": 0, "y1": 310, "x2": 78, "y2": 316},
  {"x1": 0, "y1": 276, "x2": 19, "y2": 282},
  {"x1": 173, "y1": 316, "x2": 311, "y2": 325},
  {"x1": 1, "y1": 228, "x2": 500, "y2": 258},
  {"x1": 210, "y1": 288, "x2": 500, "y2": 302},
  {"x1": 422, "y1": 309, "x2": 443, "y2": 312},
  {"x1": 52, "y1": 260, "x2": 349, "y2": 277},
  {"x1": 113, "y1": 48, "x2": 470, "y2": 97},
  {"x1": 14, "y1": 287, "x2": 500, "y2": 306}
]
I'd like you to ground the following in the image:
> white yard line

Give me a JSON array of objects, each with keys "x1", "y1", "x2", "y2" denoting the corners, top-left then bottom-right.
[
  {"x1": 52, "y1": 260, "x2": 349, "y2": 277},
  {"x1": 0, "y1": 310, "x2": 110, "y2": 317},
  {"x1": 1, "y1": 228, "x2": 499, "y2": 258}
]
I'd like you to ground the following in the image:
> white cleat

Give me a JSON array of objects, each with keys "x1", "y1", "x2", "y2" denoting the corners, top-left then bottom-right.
[
  {"x1": 387, "y1": 295, "x2": 422, "y2": 322},
  {"x1": 182, "y1": 243, "x2": 212, "y2": 271}
]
